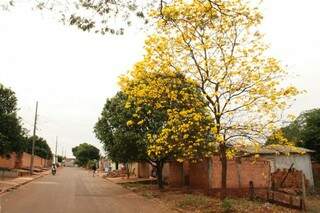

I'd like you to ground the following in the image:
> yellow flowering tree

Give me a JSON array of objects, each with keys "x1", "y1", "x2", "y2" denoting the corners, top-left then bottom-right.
[
  {"x1": 120, "y1": 71, "x2": 215, "y2": 188},
  {"x1": 131, "y1": 0, "x2": 300, "y2": 198}
]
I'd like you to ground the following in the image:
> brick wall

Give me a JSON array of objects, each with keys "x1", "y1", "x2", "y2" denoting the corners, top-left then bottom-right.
[
  {"x1": 0, "y1": 152, "x2": 50, "y2": 170},
  {"x1": 169, "y1": 156, "x2": 271, "y2": 192},
  {"x1": 19, "y1": 152, "x2": 49, "y2": 169},
  {"x1": 211, "y1": 156, "x2": 270, "y2": 189},
  {"x1": 189, "y1": 159, "x2": 209, "y2": 190},
  {"x1": 0, "y1": 153, "x2": 17, "y2": 169},
  {"x1": 168, "y1": 161, "x2": 183, "y2": 187}
]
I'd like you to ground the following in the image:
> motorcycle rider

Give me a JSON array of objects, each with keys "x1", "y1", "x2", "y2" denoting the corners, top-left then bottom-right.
[{"x1": 51, "y1": 163, "x2": 57, "y2": 175}]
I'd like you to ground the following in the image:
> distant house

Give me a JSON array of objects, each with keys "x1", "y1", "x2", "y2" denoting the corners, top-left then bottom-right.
[
  {"x1": 167, "y1": 145, "x2": 315, "y2": 194},
  {"x1": 64, "y1": 158, "x2": 76, "y2": 167}
]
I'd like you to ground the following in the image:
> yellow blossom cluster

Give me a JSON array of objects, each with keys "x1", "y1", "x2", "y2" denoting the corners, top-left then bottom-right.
[{"x1": 120, "y1": 69, "x2": 216, "y2": 161}]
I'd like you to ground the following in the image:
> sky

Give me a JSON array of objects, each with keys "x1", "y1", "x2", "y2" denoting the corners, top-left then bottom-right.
[{"x1": 0, "y1": 0, "x2": 319, "y2": 157}]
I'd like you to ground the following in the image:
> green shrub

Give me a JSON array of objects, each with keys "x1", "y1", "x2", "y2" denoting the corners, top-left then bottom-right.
[{"x1": 221, "y1": 198, "x2": 233, "y2": 213}]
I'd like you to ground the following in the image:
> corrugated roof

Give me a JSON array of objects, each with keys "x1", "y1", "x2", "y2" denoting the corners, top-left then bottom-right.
[{"x1": 235, "y1": 144, "x2": 314, "y2": 155}]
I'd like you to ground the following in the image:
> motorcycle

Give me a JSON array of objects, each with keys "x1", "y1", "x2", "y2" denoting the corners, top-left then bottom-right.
[{"x1": 51, "y1": 167, "x2": 56, "y2": 175}]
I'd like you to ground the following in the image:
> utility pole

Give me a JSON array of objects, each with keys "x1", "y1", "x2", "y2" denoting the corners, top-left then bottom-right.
[
  {"x1": 61, "y1": 147, "x2": 64, "y2": 166},
  {"x1": 54, "y1": 136, "x2": 58, "y2": 164},
  {"x1": 30, "y1": 101, "x2": 38, "y2": 175}
]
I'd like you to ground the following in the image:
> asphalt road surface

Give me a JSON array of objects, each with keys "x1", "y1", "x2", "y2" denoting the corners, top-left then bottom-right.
[{"x1": 0, "y1": 167, "x2": 171, "y2": 213}]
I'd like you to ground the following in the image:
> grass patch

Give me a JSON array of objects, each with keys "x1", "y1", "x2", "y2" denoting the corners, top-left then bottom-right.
[
  {"x1": 121, "y1": 182, "x2": 160, "y2": 197},
  {"x1": 119, "y1": 181, "x2": 312, "y2": 212},
  {"x1": 177, "y1": 194, "x2": 212, "y2": 209},
  {"x1": 221, "y1": 198, "x2": 234, "y2": 213}
]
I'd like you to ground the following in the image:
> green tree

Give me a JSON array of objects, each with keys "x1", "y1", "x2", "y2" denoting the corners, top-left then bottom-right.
[
  {"x1": 94, "y1": 92, "x2": 148, "y2": 166},
  {"x1": 24, "y1": 136, "x2": 53, "y2": 159},
  {"x1": 270, "y1": 109, "x2": 320, "y2": 162},
  {"x1": 0, "y1": 83, "x2": 25, "y2": 156},
  {"x1": 72, "y1": 143, "x2": 100, "y2": 166}
]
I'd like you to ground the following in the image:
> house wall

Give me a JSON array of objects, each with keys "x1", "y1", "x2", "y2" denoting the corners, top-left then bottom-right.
[
  {"x1": 129, "y1": 162, "x2": 139, "y2": 177},
  {"x1": 264, "y1": 154, "x2": 314, "y2": 188},
  {"x1": 138, "y1": 162, "x2": 151, "y2": 178},
  {"x1": 135, "y1": 162, "x2": 169, "y2": 180}
]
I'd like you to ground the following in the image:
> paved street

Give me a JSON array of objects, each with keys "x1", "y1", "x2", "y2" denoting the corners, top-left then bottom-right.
[{"x1": 0, "y1": 167, "x2": 171, "y2": 213}]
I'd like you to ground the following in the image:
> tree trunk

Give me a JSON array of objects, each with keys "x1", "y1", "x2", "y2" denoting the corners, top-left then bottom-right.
[
  {"x1": 220, "y1": 144, "x2": 227, "y2": 200},
  {"x1": 115, "y1": 162, "x2": 119, "y2": 170},
  {"x1": 156, "y1": 161, "x2": 164, "y2": 189}
]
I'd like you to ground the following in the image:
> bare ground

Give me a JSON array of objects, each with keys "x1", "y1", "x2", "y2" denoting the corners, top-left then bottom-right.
[{"x1": 120, "y1": 182, "x2": 320, "y2": 213}]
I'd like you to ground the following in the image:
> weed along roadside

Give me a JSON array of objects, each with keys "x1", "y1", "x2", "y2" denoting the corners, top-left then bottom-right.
[{"x1": 118, "y1": 181, "x2": 320, "y2": 213}]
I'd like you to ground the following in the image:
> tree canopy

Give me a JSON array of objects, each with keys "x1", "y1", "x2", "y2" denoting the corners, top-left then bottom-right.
[
  {"x1": 24, "y1": 136, "x2": 53, "y2": 159},
  {"x1": 94, "y1": 92, "x2": 147, "y2": 164},
  {"x1": 268, "y1": 109, "x2": 320, "y2": 162},
  {"x1": 0, "y1": 83, "x2": 25, "y2": 156},
  {"x1": 72, "y1": 143, "x2": 100, "y2": 166}
]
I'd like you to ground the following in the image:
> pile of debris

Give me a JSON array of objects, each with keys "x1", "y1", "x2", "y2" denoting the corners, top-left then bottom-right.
[
  {"x1": 104, "y1": 169, "x2": 127, "y2": 178},
  {"x1": 271, "y1": 168, "x2": 308, "y2": 195}
]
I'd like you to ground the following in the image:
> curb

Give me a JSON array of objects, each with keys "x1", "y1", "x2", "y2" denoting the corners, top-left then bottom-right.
[{"x1": 0, "y1": 172, "x2": 49, "y2": 196}]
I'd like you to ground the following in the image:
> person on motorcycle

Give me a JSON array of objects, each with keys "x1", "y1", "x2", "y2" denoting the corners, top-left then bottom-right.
[
  {"x1": 92, "y1": 163, "x2": 97, "y2": 177},
  {"x1": 51, "y1": 164, "x2": 57, "y2": 175}
]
